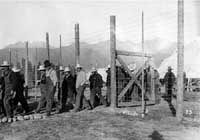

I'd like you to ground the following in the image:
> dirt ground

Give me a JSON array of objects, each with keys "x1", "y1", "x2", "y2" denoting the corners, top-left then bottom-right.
[{"x1": 0, "y1": 91, "x2": 200, "y2": 140}]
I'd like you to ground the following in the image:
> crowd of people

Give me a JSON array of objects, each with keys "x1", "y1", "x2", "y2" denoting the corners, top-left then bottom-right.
[
  {"x1": 0, "y1": 59, "x2": 178, "y2": 120},
  {"x1": 0, "y1": 60, "x2": 111, "y2": 119}
]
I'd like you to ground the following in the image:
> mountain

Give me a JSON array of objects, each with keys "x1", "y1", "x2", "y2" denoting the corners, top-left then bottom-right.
[{"x1": 0, "y1": 38, "x2": 175, "y2": 70}]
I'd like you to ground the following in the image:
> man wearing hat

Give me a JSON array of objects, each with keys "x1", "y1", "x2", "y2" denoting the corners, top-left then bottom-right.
[
  {"x1": 0, "y1": 61, "x2": 15, "y2": 118},
  {"x1": 89, "y1": 67, "x2": 107, "y2": 108},
  {"x1": 44, "y1": 60, "x2": 58, "y2": 116},
  {"x1": 164, "y1": 66, "x2": 176, "y2": 104},
  {"x1": 35, "y1": 65, "x2": 47, "y2": 113},
  {"x1": 58, "y1": 67, "x2": 76, "y2": 112},
  {"x1": 12, "y1": 66, "x2": 29, "y2": 114},
  {"x1": 72, "y1": 64, "x2": 91, "y2": 112}
]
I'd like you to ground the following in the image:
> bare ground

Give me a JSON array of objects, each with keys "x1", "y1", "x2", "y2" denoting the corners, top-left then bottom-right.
[{"x1": 0, "y1": 92, "x2": 200, "y2": 140}]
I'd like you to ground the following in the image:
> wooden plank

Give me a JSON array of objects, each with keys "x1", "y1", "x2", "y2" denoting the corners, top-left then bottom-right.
[
  {"x1": 116, "y1": 50, "x2": 151, "y2": 58},
  {"x1": 118, "y1": 59, "x2": 150, "y2": 101},
  {"x1": 75, "y1": 23, "x2": 80, "y2": 65},
  {"x1": 46, "y1": 32, "x2": 50, "y2": 61},
  {"x1": 110, "y1": 16, "x2": 117, "y2": 108}
]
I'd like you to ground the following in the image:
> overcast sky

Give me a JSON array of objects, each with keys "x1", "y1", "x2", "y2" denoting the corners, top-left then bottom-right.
[{"x1": 0, "y1": 0, "x2": 198, "y2": 48}]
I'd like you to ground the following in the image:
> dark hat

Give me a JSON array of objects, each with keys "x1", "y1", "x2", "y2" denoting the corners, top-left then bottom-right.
[{"x1": 44, "y1": 60, "x2": 51, "y2": 68}]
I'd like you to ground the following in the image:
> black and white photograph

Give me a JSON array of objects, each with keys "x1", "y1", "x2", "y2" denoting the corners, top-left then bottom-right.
[{"x1": 0, "y1": 0, "x2": 199, "y2": 139}]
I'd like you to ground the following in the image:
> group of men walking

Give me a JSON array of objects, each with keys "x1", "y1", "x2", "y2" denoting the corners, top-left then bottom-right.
[{"x1": 0, "y1": 59, "x2": 110, "y2": 119}]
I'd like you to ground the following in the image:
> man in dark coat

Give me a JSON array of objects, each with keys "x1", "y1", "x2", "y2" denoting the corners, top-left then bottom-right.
[
  {"x1": 12, "y1": 66, "x2": 29, "y2": 114},
  {"x1": 164, "y1": 66, "x2": 176, "y2": 104},
  {"x1": 1, "y1": 61, "x2": 15, "y2": 118},
  {"x1": 89, "y1": 67, "x2": 107, "y2": 109},
  {"x1": 59, "y1": 67, "x2": 76, "y2": 112}
]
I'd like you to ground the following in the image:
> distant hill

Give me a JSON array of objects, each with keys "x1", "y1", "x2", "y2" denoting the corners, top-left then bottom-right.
[{"x1": 0, "y1": 38, "x2": 176, "y2": 70}]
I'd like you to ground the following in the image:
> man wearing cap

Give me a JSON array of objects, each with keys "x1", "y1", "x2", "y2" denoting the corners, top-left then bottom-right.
[
  {"x1": 59, "y1": 67, "x2": 76, "y2": 112},
  {"x1": 44, "y1": 60, "x2": 58, "y2": 116},
  {"x1": 89, "y1": 67, "x2": 107, "y2": 108},
  {"x1": 164, "y1": 66, "x2": 176, "y2": 104},
  {"x1": 72, "y1": 64, "x2": 91, "y2": 112},
  {"x1": 35, "y1": 65, "x2": 47, "y2": 113},
  {"x1": 12, "y1": 66, "x2": 29, "y2": 114},
  {"x1": 106, "y1": 65, "x2": 111, "y2": 106},
  {"x1": 0, "y1": 61, "x2": 15, "y2": 118}
]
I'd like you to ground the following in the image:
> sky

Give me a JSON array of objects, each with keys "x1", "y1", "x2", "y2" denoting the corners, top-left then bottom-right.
[{"x1": 0, "y1": 0, "x2": 198, "y2": 48}]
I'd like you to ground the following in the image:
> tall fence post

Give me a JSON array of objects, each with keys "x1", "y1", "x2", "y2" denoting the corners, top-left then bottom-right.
[
  {"x1": 34, "y1": 47, "x2": 38, "y2": 99},
  {"x1": 75, "y1": 23, "x2": 80, "y2": 65},
  {"x1": 177, "y1": 0, "x2": 184, "y2": 121},
  {"x1": 46, "y1": 32, "x2": 50, "y2": 61},
  {"x1": 9, "y1": 48, "x2": 12, "y2": 66},
  {"x1": 110, "y1": 16, "x2": 117, "y2": 108},
  {"x1": 25, "y1": 41, "x2": 29, "y2": 99},
  {"x1": 141, "y1": 12, "x2": 145, "y2": 113}
]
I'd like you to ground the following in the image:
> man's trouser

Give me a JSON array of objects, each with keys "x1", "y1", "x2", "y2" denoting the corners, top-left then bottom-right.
[
  {"x1": 0, "y1": 90, "x2": 6, "y2": 115},
  {"x1": 46, "y1": 77, "x2": 56, "y2": 114},
  {"x1": 74, "y1": 85, "x2": 90, "y2": 111},
  {"x1": 13, "y1": 88, "x2": 29, "y2": 113},
  {"x1": 3, "y1": 87, "x2": 13, "y2": 117},
  {"x1": 106, "y1": 86, "x2": 111, "y2": 105},
  {"x1": 166, "y1": 87, "x2": 172, "y2": 104},
  {"x1": 90, "y1": 87, "x2": 107, "y2": 108},
  {"x1": 36, "y1": 84, "x2": 47, "y2": 112}
]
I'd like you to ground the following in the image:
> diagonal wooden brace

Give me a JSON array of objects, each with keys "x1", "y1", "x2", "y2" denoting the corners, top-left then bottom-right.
[{"x1": 118, "y1": 59, "x2": 151, "y2": 101}]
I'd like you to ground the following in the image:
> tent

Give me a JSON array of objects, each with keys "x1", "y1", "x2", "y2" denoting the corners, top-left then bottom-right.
[{"x1": 158, "y1": 39, "x2": 200, "y2": 78}]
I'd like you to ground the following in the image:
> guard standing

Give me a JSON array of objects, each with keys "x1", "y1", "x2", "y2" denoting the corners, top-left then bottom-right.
[{"x1": 164, "y1": 66, "x2": 176, "y2": 104}]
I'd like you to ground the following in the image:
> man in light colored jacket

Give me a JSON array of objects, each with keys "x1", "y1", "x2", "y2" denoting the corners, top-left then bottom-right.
[{"x1": 72, "y1": 64, "x2": 91, "y2": 112}]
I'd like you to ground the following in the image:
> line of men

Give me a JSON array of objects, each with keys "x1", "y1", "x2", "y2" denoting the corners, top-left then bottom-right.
[
  {"x1": 0, "y1": 60, "x2": 110, "y2": 118},
  {"x1": 36, "y1": 61, "x2": 109, "y2": 115}
]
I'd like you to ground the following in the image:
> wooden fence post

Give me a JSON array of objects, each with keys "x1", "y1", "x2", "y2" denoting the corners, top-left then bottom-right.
[
  {"x1": 25, "y1": 41, "x2": 29, "y2": 99},
  {"x1": 110, "y1": 16, "x2": 117, "y2": 108},
  {"x1": 75, "y1": 23, "x2": 80, "y2": 65},
  {"x1": 46, "y1": 32, "x2": 50, "y2": 61},
  {"x1": 141, "y1": 12, "x2": 145, "y2": 113},
  {"x1": 177, "y1": 0, "x2": 184, "y2": 121}
]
